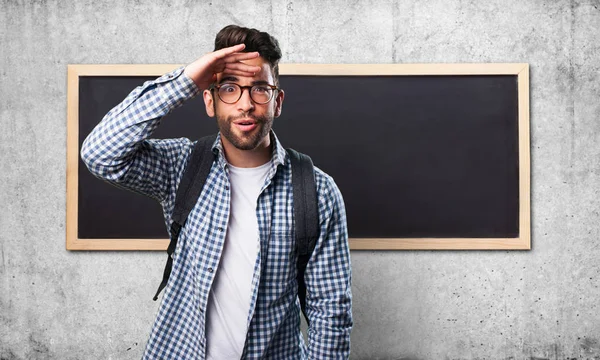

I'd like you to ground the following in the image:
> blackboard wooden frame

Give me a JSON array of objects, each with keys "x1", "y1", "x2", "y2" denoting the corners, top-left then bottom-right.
[{"x1": 66, "y1": 63, "x2": 530, "y2": 251}]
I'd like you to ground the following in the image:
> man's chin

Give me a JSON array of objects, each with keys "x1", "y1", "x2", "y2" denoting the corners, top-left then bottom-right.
[
  {"x1": 226, "y1": 132, "x2": 263, "y2": 151},
  {"x1": 217, "y1": 116, "x2": 272, "y2": 151},
  {"x1": 232, "y1": 140, "x2": 259, "y2": 151}
]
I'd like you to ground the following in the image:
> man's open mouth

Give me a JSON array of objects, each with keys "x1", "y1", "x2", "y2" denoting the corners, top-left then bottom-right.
[{"x1": 234, "y1": 119, "x2": 258, "y2": 132}]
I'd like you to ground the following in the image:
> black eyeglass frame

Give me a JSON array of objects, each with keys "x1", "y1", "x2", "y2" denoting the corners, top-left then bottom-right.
[{"x1": 209, "y1": 83, "x2": 281, "y2": 104}]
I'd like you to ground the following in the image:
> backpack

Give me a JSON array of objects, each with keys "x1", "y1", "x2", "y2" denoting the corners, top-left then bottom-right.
[{"x1": 152, "y1": 134, "x2": 319, "y2": 325}]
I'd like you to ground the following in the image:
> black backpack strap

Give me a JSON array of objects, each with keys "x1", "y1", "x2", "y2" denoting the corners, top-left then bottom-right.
[
  {"x1": 287, "y1": 148, "x2": 319, "y2": 326},
  {"x1": 153, "y1": 134, "x2": 218, "y2": 301}
]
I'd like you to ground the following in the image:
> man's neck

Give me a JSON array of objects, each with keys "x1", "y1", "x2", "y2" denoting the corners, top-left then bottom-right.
[{"x1": 221, "y1": 135, "x2": 272, "y2": 168}]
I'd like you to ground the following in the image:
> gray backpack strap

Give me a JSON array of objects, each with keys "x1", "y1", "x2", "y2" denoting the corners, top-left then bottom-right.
[
  {"x1": 287, "y1": 148, "x2": 319, "y2": 325},
  {"x1": 153, "y1": 134, "x2": 218, "y2": 301}
]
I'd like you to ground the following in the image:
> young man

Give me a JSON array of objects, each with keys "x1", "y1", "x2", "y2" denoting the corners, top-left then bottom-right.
[{"x1": 81, "y1": 25, "x2": 353, "y2": 359}]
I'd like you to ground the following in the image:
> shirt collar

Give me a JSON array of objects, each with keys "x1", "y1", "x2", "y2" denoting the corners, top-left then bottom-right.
[{"x1": 211, "y1": 130, "x2": 287, "y2": 169}]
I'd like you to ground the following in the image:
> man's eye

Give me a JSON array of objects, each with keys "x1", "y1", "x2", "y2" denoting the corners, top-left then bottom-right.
[
  {"x1": 252, "y1": 86, "x2": 269, "y2": 93},
  {"x1": 221, "y1": 85, "x2": 237, "y2": 93}
]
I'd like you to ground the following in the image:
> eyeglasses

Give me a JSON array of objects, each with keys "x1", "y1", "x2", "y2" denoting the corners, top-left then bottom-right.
[{"x1": 210, "y1": 83, "x2": 280, "y2": 104}]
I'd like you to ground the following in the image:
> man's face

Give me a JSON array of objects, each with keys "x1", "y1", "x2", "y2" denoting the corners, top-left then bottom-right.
[{"x1": 203, "y1": 56, "x2": 284, "y2": 151}]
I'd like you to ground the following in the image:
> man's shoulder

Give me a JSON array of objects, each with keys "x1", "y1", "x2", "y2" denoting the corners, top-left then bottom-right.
[
  {"x1": 312, "y1": 166, "x2": 333, "y2": 189},
  {"x1": 276, "y1": 138, "x2": 344, "y2": 205},
  {"x1": 312, "y1": 165, "x2": 344, "y2": 205},
  {"x1": 279, "y1": 146, "x2": 343, "y2": 202}
]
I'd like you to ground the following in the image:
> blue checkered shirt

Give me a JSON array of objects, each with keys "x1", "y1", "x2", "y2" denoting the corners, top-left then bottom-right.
[{"x1": 80, "y1": 66, "x2": 353, "y2": 359}]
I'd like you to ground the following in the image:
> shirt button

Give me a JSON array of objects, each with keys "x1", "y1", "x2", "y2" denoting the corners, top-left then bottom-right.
[
  {"x1": 208, "y1": 267, "x2": 213, "y2": 273},
  {"x1": 218, "y1": 227, "x2": 224, "y2": 232},
  {"x1": 225, "y1": 186, "x2": 229, "y2": 190}
]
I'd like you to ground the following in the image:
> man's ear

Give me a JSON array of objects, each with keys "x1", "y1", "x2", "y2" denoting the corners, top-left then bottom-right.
[
  {"x1": 274, "y1": 89, "x2": 285, "y2": 118},
  {"x1": 203, "y1": 89, "x2": 215, "y2": 117}
]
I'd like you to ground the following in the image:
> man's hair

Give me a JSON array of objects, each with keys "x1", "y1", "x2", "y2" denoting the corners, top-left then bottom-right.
[{"x1": 214, "y1": 25, "x2": 282, "y2": 85}]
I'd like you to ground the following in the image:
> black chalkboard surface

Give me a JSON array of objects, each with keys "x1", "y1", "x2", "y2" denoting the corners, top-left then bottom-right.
[{"x1": 67, "y1": 64, "x2": 530, "y2": 250}]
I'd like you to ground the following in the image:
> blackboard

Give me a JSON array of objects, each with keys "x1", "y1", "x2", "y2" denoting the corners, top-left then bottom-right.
[{"x1": 66, "y1": 64, "x2": 530, "y2": 250}]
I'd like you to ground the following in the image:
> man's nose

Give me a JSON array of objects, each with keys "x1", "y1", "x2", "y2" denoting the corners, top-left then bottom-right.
[{"x1": 237, "y1": 88, "x2": 255, "y2": 112}]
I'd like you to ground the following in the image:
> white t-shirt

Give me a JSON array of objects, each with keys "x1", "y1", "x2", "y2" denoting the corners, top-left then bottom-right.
[{"x1": 205, "y1": 160, "x2": 271, "y2": 360}]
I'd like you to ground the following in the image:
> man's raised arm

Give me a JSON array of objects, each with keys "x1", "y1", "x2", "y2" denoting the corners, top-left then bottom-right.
[{"x1": 80, "y1": 44, "x2": 260, "y2": 201}]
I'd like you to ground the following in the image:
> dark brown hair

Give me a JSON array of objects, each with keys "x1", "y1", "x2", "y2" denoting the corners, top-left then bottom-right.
[{"x1": 214, "y1": 25, "x2": 282, "y2": 85}]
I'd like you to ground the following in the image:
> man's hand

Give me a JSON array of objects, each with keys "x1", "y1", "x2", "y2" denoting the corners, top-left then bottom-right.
[{"x1": 184, "y1": 44, "x2": 261, "y2": 91}]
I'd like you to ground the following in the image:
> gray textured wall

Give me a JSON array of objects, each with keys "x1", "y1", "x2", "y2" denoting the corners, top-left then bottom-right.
[{"x1": 1, "y1": 0, "x2": 599, "y2": 359}]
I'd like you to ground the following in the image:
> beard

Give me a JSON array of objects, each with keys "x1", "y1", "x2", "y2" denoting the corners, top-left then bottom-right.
[{"x1": 217, "y1": 112, "x2": 274, "y2": 151}]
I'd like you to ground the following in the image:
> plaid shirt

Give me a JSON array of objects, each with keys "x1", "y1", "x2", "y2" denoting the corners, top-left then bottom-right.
[{"x1": 80, "y1": 66, "x2": 353, "y2": 359}]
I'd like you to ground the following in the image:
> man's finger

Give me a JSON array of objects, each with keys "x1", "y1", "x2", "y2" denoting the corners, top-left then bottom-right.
[
  {"x1": 213, "y1": 44, "x2": 246, "y2": 59},
  {"x1": 221, "y1": 69, "x2": 261, "y2": 77},
  {"x1": 224, "y1": 51, "x2": 260, "y2": 63},
  {"x1": 224, "y1": 62, "x2": 262, "y2": 73}
]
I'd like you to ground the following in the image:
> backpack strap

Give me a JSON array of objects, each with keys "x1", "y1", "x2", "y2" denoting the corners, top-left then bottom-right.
[
  {"x1": 153, "y1": 134, "x2": 218, "y2": 301},
  {"x1": 287, "y1": 148, "x2": 320, "y2": 326}
]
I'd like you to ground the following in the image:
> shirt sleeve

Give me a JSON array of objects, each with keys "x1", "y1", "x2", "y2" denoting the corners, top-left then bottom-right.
[
  {"x1": 80, "y1": 66, "x2": 201, "y2": 202},
  {"x1": 305, "y1": 172, "x2": 353, "y2": 359}
]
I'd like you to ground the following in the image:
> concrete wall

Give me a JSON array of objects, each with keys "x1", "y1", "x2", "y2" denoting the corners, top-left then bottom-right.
[{"x1": 1, "y1": 0, "x2": 599, "y2": 359}]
